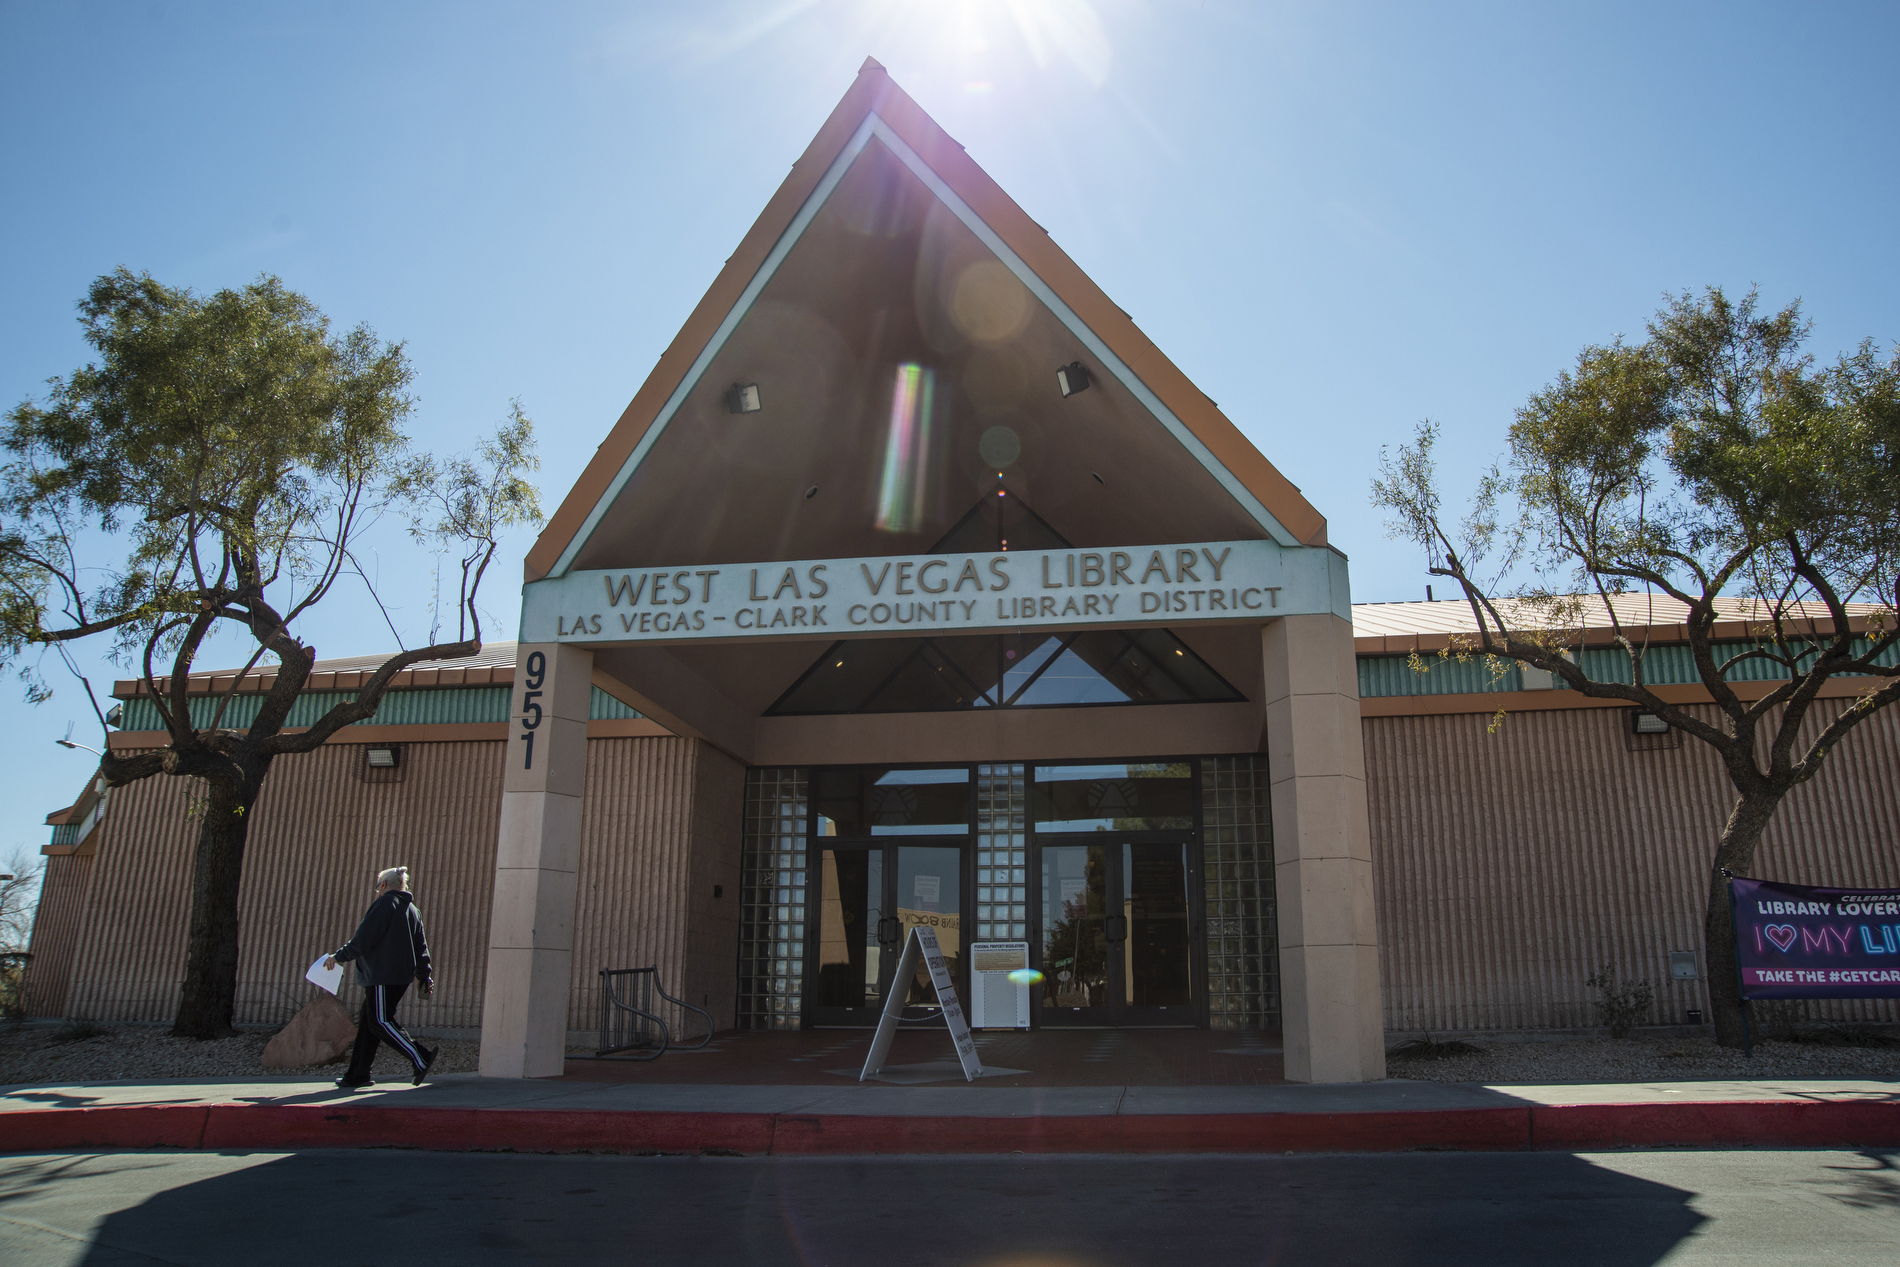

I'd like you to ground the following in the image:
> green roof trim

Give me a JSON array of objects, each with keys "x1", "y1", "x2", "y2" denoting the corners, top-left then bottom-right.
[
  {"x1": 116, "y1": 684, "x2": 642, "y2": 731},
  {"x1": 1358, "y1": 637, "x2": 1899, "y2": 699}
]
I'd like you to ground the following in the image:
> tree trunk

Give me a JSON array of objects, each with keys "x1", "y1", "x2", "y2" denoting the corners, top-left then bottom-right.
[
  {"x1": 1704, "y1": 787, "x2": 1785, "y2": 1049},
  {"x1": 171, "y1": 772, "x2": 263, "y2": 1039}
]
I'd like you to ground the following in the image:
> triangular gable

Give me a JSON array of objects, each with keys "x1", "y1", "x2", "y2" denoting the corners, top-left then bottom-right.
[{"x1": 529, "y1": 58, "x2": 1327, "y2": 582}]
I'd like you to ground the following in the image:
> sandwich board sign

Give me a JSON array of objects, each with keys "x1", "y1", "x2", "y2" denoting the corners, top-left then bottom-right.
[{"x1": 859, "y1": 925, "x2": 983, "y2": 1083}]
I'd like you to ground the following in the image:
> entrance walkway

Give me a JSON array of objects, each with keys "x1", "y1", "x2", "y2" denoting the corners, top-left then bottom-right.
[{"x1": 563, "y1": 1027, "x2": 1286, "y2": 1087}]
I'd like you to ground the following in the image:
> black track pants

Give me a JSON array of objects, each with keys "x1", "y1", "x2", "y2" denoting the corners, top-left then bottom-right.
[{"x1": 345, "y1": 982, "x2": 425, "y2": 1081}]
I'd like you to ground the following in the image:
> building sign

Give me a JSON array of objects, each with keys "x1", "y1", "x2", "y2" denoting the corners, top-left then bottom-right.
[
  {"x1": 522, "y1": 538, "x2": 1349, "y2": 644},
  {"x1": 1730, "y1": 876, "x2": 1900, "y2": 999}
]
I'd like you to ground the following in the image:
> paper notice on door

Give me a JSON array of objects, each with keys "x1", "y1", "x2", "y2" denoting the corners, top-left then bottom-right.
[
  {"x1": 1060, "y1": 878, "x2": 1086, "y2": 905},
  {"x1": 913, "y1": 874, "x2": 940, "y2": 909},
  {"x1": 305, "y1": 954, "x2": 343, "y2": 995}
]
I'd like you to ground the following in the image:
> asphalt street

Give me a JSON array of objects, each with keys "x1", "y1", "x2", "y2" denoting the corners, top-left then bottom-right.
[{"x1": 0, "y1": 1148, "x2": 1895, "y2": 1265}]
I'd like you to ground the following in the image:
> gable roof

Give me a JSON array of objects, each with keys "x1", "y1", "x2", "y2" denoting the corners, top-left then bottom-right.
[{"x1": 526, "y1": 57, "x2": 1328, "y2": 582}]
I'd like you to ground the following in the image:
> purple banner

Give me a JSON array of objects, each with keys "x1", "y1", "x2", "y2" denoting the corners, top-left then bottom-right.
[{"x1": 1730, "y1": 876, "x2": 1900, "y2": 999}]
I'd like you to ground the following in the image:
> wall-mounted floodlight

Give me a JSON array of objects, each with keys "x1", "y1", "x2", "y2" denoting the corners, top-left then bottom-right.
[
  {"x1": 365, "y1": 745, "x2": 401, "y2": 769},
  {"x1": 1631, "y1": 711, "x2": 1670, "y2": 735},
  {"x1": 1056, "y1": 362, "x2": 1091, "y2": 397},
  {"x1": 726, "y1": 383, "x2": 762, "y2": 414}
]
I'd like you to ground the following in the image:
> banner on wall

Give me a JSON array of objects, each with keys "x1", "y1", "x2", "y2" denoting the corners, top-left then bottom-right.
[{"x1": 1729, "y1": 876, "x2": 1900, "y2": 1000}]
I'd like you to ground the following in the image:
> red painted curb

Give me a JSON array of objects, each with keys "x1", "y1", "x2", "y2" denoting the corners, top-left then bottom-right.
[
  {"x1": 770, "y1": 1113, "x2": 1123, "y2": 1155},
  {"x1": 0, "y1": 1106, "x2": 208, "y2": 1152},
  {"x1": 200, "y1": 1106, "x2": 778, "y2": 1155},
  {"x1": 3, "y1": 1098, "x2": 1897, "y2": 1156},
  {"x1": 1531, "y1": 1099, "x2": 1900, "y2": 1150}
]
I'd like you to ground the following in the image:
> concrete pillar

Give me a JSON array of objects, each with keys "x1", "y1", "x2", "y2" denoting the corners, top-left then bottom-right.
[
  {"x1": 1263, "y1": 614, "x2": 1385, "y2": 1083},
  {"x1": 479, "y1": 642, "x2": 592, "y2": 1078}
]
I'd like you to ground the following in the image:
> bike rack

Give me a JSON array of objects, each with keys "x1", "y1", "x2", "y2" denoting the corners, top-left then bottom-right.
[{"x1": 597, "y1": 966, "x2": 714, "y2": 1060}]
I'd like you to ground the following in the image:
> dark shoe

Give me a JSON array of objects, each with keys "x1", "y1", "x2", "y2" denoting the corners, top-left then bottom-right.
[
  {"x1": 411, "y1": 1046, "x2": 438, "y2": 1086},
  {"x1": 334, "y1": 1076, "x2": 374, "y2": 1090}
]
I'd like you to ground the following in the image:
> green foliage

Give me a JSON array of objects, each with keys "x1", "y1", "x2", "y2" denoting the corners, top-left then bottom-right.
[
  {"x1": 1508, "y1": 288, "x2": 1900, "y2": 622},
  {"x1": 0, "y1": 268, "x2": 413, "y2": 702},
  {"x1": 0, "y1": 268, "x2": 542, "y2": 741},
  {"x1": 1369, "y1": 287, "x2": 1899, "y2": 759},
  {"x1": 393, "y1": 398, "x2": 543, "y2": 643},
  {"x1": 1584, "y1": 963, "x2": 1654, "y2": 1039}
]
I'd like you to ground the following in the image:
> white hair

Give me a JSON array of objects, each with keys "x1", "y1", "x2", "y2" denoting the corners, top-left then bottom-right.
[{"x1": 378, "y1": 866, "x2": 411, "y2": 891}]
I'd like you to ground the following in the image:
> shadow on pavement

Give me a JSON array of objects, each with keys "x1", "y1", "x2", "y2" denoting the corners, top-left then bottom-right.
[{"x1": 29, "y1": 1148, "x2": 1712, "y2": 1267}]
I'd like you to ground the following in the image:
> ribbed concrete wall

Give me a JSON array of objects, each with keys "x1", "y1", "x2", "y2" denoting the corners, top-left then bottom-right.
[
  {"x1": 1367, "y1": 700, "x2": 1900, "y2": 1033},
  {"x1": 571, "y1": 737, "x2": 711, "y2": 1034},
  {"x1": 47, "y1": 735, "x2": 743, "y2": 1038},
  {"x1": 61, "y1": 741, "x2": 507, "y2": 1028},
  {"x1": 22, "y1": 852, "x2": 94, "y2": 1018}
]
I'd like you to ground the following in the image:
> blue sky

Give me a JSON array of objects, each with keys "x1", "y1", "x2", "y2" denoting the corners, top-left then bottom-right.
[{"x1": 1, "y1": 1, "x2": 1895, "y2": 873}]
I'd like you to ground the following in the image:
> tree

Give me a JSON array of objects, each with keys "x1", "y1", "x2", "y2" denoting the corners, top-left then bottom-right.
[
  {"x1": 0, "y1": 848, "x2": 43, "y2": 951},
  {"x1": 1371, "y1": 287, "x2": 1900, "y2": 1048},
  {"x1": 0, "y1": 269, "x2": 541, "y2": 1038}
]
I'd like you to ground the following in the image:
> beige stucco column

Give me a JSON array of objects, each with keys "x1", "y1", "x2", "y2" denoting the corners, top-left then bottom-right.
[
  {"x1": 479, "y1": 642, "x2": 593, "y2": 1077},
  {"x1": 1263, "y1": 614, "x2": 1385, "y2": 1083}
]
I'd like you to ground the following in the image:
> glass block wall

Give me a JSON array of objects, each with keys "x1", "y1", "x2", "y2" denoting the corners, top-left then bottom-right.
[
  {"x1": 737, "y1": 768, "x2": 808, "y2": 1030},
  {"x1": 975, "y1": 763, "x2": 1028, "y2": 940},
  {"x1": 1201, "y1": 755, "x2": 1279, "y2": 1030}
]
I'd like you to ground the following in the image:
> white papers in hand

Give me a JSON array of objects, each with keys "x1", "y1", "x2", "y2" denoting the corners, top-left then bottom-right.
[{"x1": 305, "y1": 954, "x2": 344, "y2": 995}]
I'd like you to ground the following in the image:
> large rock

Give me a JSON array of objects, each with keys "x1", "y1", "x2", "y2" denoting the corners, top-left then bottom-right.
[{"x1": 262, "y1": 994, "x2": 358, "y2": 1069}]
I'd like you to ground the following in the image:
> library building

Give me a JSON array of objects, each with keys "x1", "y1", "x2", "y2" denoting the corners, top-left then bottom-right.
[{"x1": 23, "y1": 63, "x2": 1900, "y2": 1083}]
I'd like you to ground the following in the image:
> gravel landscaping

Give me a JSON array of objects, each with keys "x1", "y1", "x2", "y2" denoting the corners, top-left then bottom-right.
[
  {"x1": 0, "y1": 1021, "x2": 490, "y2": 1086},
  {"x1": 1387, "y1": 1033, "x2": 1900, "y2": 1083}
]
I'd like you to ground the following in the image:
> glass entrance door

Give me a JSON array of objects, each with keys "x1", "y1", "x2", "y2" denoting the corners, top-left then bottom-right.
[
  {"x1": 1038, "y1": 839, "x2": 1194, "y2": 1026},
  {"x1": 1119, "y1": 841, "x2": 1194, "y2": 1024},
  {"x1": 809, "y1": 843, "x2": 963, "y2": 1026}
]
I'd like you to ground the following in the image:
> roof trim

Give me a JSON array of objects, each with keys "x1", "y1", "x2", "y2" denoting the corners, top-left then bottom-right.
[
  {"x1": 1360, "y1": 673, "x2": 1881, "y2": 718},
  {"x1": 525, "y1": 59, "x2": 1327, "y2": 582}
]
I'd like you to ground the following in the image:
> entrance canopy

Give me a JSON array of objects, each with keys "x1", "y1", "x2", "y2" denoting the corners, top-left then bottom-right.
[{"x1": 519, "y1": 59, "x2": 1350, "y2": 764}]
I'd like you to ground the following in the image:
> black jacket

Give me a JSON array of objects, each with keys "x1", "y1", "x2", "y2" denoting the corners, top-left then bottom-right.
[{"x1": 334, "y1": 890, "x2": 432, "y2": 988}]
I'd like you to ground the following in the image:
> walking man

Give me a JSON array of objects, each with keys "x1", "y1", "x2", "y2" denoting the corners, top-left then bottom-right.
[{"x1": 325, "y1": 865, "x2": 438, "y2": 1089}]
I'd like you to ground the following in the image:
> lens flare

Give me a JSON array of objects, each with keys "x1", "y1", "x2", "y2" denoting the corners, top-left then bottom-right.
[
  {"x1": 875, "y1": 363, "x2": 935, "y2": 533},
  {"x1": 1007, "y1": 968, "x2": 1044, "y2": 987}
]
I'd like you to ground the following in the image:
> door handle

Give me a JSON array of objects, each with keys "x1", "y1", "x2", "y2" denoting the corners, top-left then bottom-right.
[
  {"x1": 1105, "y1": 914, "x2": 1127, "y2": 943},
  {"x1": 877, "y1": 916, "x2": 900, "y2": 945}
]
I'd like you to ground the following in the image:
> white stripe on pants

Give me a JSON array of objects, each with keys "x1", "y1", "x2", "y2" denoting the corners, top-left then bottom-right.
[{"x1": 370, "y1": 984, "x2": 423, "y2": 1069}]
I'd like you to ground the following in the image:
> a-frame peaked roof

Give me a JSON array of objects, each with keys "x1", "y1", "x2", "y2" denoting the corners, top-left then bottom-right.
[{"x1": 527, "y1": 57, "x2": 1328, "y2": 582}]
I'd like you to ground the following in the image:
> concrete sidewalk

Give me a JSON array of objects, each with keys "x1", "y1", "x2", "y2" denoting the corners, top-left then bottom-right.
[{"x1": 3, "y1": 1074, "x2": 1896, "y2": 1155}]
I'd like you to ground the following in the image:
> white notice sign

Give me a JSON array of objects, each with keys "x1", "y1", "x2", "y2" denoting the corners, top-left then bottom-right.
[
  {"x1": 969, "y1": 941, "x2": 1032, "y2": 1030},
  {"x1": 913, "y1": 875, "x2": 941, "y2": 907},
  {"x1": 859, "y1": 926, "x2": 982, "y2": 1083}
]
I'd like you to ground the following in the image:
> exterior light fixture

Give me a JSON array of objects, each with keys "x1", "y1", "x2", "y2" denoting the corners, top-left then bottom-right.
[
  {"x1": 1631, "y1": 712, "x2": 1670, "y2": 735},
  {"x1": 1056, "y1": 362, "x2": 1091, "y2": 397},
  {"x1": 365, "y1": 745, "x2": 401, "y2": 769},
  {"x1": 726, "y1": 383, "x2": 762, "y2": 414}
]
